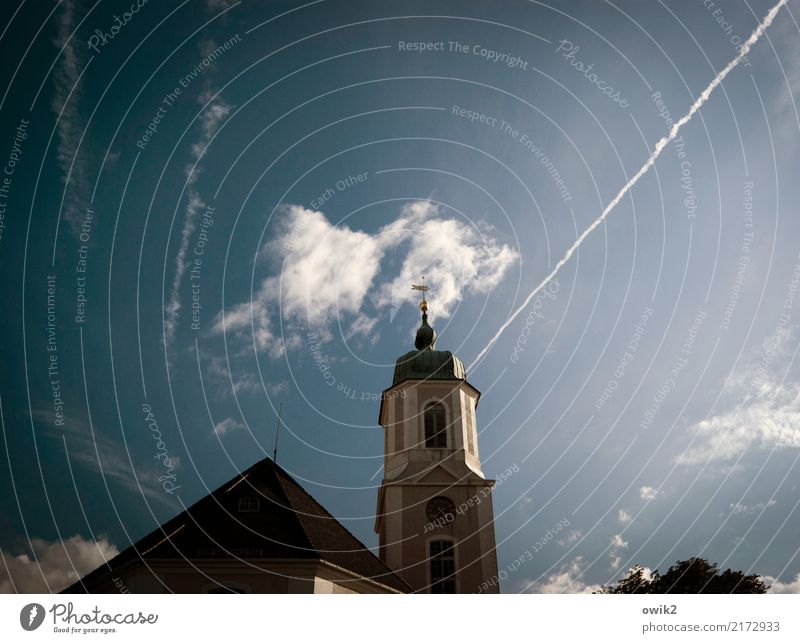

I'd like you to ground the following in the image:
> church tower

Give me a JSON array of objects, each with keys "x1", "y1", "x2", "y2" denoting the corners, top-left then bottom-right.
[{"x1": 375, "y1": 287, "x2": 499, "y2": 593}]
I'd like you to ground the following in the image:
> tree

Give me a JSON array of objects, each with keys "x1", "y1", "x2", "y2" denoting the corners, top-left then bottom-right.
[
  {"x1": 601, "y1": 557, "x2": 767, "y2": 594},
  {"x1": 606, "y1": 565, "x2": 652, "y2": 594}
]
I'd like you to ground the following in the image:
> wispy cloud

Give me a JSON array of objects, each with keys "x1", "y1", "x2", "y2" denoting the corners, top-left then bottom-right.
[
  {"x1": 164, "y1": 191, "x2": 206, "y2": 349},
  {"x1": 52, "y1": 0, "x2": 91, "y2": 231},
  {"x1": 678, "y1": 329, "x2": 800, "y2": 467},
  {"x1": 0, "y1": 535, "x2": 118, "y2": 593},
  {"x1": 213, "y1": 416, "x2": 244, "y2": 437},
  {"x1": 520, "y1": 556, "x2": 602, "y2": 594},
  {"x1": 35, "y1": 409, "x2": 177, "y2": 506},
  {"x1": 202, "y1": 354, "x2": 285, "y2": 397},
  {"x1": 212, "y1": 200, "x2": 517, "y2": 354},
  {"x1": 728, "y1": 499, "x2": 776, "y2": 515},
  {"x1": 164, "y1": 33, "x2": 234, "y2": 350},
  {"x1": 680, "y1": 395, "x2": 800, "y2": 466}
]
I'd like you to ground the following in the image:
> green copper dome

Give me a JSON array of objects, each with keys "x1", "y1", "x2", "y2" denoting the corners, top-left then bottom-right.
[
  {"x1": 392, "y1": 348, "x2": 466, "y2": 386},
  {"x1": 392, "y1": 300, "x2": 466, "y2": 386}
]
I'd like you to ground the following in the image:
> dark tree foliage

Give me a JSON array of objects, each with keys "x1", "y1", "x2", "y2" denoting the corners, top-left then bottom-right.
[{"x1": 600, "y1": 558, "x2": 768, "y2": 594}]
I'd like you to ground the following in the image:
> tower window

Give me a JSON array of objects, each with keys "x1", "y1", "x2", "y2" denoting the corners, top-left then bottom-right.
[
  {"x1": 466, "y1": 405, "x2": 475, "y2": 455},
  {"x1": 424, "y1": 402, "x2": 447, "y2": 448},
  {"x1": 429, "y1": 540, "x2": 456, "y2": 593},
  {"x1": 237, "y1": 496, "x2": 260, "y2": 513}
]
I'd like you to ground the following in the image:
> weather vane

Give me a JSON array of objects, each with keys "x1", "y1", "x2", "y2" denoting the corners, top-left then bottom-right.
[{"x1": 411, "y1": 277, "x2": 430, "y2": 312}]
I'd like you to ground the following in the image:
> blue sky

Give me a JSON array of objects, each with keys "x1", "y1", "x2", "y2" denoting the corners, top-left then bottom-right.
[{"x1": 1, "y1": 0, "x2": 799, "y2": 593}]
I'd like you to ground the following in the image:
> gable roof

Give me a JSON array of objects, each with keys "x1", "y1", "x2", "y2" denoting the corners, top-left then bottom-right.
[{"x1": 64, "y1": 457, "x2": 410, "y2": 593}]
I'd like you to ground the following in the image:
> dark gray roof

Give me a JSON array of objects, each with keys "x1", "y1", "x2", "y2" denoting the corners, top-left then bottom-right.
[{"x1": 63, "y1": 458, "x2": 410, "y2": 593}]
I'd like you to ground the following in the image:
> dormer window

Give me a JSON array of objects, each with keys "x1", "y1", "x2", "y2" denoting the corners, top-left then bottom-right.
[
  {"x1": 424, "y1": 402, "x2": 447, "y2": 448},
  {"x1": 237, "y1": 496, "x2": 260, "y2": 513}
]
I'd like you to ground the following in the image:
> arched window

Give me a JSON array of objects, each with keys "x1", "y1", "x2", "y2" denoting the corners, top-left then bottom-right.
[
  {"x1": 424, "y1": 402, "x2": 447, "y2": 448},
  {"x1": 429, "y1": 540, "x2": 456, "y2": 593}
]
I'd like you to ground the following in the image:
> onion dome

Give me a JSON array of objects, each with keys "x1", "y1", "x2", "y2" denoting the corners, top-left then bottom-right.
[
  {"x1": 414, "y1": 299, "x2": 436, "y2": 349},
  {"x1": 392, "y1": 300, "x2": 466, "y2": 386}
]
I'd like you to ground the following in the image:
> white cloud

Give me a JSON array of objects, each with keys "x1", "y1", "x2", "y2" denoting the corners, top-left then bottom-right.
[
  {"x1": 211, "y1": 295, "x2": 286, "y2": 358},
  {"x1": 213, "y1": 201, "x2": 518, "y2": 355},
  {"x1": 200, "y1": 354, "x2": 288, "y2": 401},
  {"x1": 618, "y1": 509, "x2": 632, "y2": 524},
  {"x1": 609, "y1": 533, "x2": 629, "y2": 570},
  {"x1": 164, "y1": 78, "x2": 233, "y2": 349},
  {"x1": 0, "y1": 535, "x2": 118, "y2": 593},
  {"x1": 729, "y1": 499, "x2": 777, "y2": 515},
  {"x1": 679, "y1": 397, "x2": 800, "y2": 465},
  {"x1": 52, "y1": 0, "x2": 90, "y2": 232},
  {"x1": 678, "y1": 330, "x2": 800, "y2": 467},
  {"x1": 195, "y1": 88, "x2": 232, "y2": 143},
  {"x1": 165, "y1": 191, "x2": 206, "y2": 348},
  {"x1": 374, "y1": 202, "x2": 519, "y2": 320},
  {"x1": 763, "y1": 573, "x2": 800, "y2": 593},
  {"x1": 266, "y1": 380, "x2": 289, "y2": 396},
  {"x1": 521, "y1": 557, "x2": 602, "y2": 594},
  {"x1": 557, "y1": 530, "x2": 582, "y2": 547},
  {"x1": 640, "y1": 486, "x2": 658, "y2": 500},
  {"x1": 213, "y1": 417, "x2": 245, "y2": 437},
  {"x1": 204, "y1": 355, "x2": 264, "y2": 395},
  {"x1": 346, "y1": 313, "x2": 380, "y2": 342},
  {"x1": 270, "y1": 205, "x2": 384, "y2": 324},
  {"x1": 610, "y1": 534, "x2": 629, "y2": 549}
]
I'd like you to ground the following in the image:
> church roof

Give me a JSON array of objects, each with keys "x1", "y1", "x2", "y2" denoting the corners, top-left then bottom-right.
[{"x1": 63, "y1": 457, "x2": 410, "y2": 593}]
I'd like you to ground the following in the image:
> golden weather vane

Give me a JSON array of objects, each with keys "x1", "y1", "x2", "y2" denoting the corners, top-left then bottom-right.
[{"x1": 411, "y1": 277, "x2": 431, "y2": 312}]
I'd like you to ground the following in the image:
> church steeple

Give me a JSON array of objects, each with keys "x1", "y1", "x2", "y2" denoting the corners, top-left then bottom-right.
[{"x1": 375, "y1": 279, "x2": 499, "y2": 593}]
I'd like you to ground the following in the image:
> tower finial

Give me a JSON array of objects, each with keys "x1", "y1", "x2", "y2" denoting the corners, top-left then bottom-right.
[
  {"x1": 411, "y1": 277, "x2": 430, "y2": 313},
  {"x1": 411, "y1": 278, "x2": 436, "y2": 349}
]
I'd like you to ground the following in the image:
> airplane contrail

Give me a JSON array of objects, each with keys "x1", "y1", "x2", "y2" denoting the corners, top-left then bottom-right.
[{"x1": 468, "y1": 0, "x2": 788, "y2": 372}]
